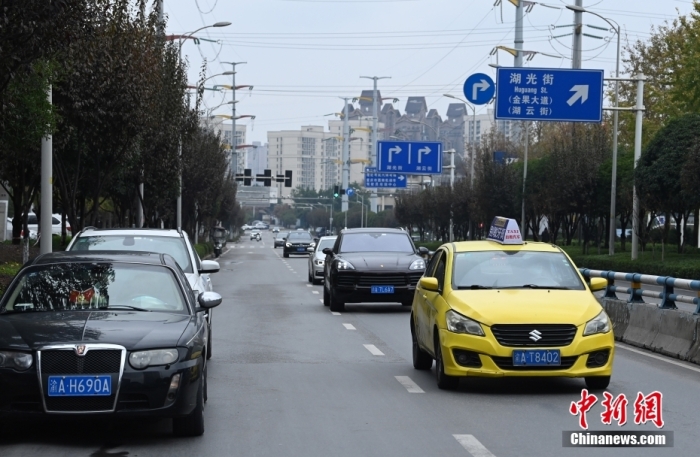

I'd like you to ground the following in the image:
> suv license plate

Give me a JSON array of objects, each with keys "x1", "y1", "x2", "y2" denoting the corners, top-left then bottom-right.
[
  {"x1": 512, "y1": 349, "x2": 561, "y2": 366},
  {"x1": 371, "y1": 286, "x2": 395, "y2": 294},
  {"x1": 47, "y1": 375, "x2": 112, "y2": 396}
]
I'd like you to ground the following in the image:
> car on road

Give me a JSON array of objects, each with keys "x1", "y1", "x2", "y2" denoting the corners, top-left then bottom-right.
[
  {"x1": 274, "y1": 231, "x2": 289, "y2": 249},
  {"x1": 66, "y1": 228, "x2": 220, "y2": 360},
  {"x1": 272, "y1": 227, "x2": 280, "y2": 233},
  {"x1": 0, "y1": 251, "x2": 222, "y2": 436},
  {"x1": 410, "y1": 217, "x2": 613, "y2": 391},
  {"x1": 7, "y1": 213, "x2": 72, "y2": 239},
  {"x1": 250, "y1": 230, "x2": 262, "y2": 241},
  {"x1": 254, "y1": 223, "x2": 268, "y2": 231},
  {"x1": 322, "y1": 228, "x2": 428, "y2": 312},
  {"x1": 308, "y1": 236, "x2": 336, "y2": 285},
  {"x1": 283, "y1": 231, "x2": 316, "y2": 258},
  {"x1": 241, "y1": 224, "x2": 253, "y2": 231}
]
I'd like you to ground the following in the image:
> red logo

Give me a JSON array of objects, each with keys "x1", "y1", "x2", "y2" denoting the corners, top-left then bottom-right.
[
  {"x1": 570, "y1": 390, "x2": 664, "y2": 429},
  {"x1": 601, "y1": 392, "x2": 628, "y2": 426},
  {"x1": 569, "y1": 389, "x2": 598, "y2": 430},
  {"x1": 634, "y1": 391, "x2": 664, "y2": 428}
]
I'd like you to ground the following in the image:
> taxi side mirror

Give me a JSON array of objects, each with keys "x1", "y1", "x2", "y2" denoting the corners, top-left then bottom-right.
[
  {"x1": 589, "y1": 277, "x2": 607, "y2": 292},
  {"x1": 419, "y1": 277, "x2": 439, "y2": 292}
]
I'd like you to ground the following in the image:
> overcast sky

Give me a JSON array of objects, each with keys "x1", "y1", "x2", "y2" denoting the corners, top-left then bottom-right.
[{"x1": 163, "y1": 0, "x2": 696, "y2": 144}]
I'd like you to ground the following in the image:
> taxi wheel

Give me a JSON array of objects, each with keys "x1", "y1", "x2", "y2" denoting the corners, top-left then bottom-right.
[
  {"x1": 411, "y1": 318, "x2": 432, "y2": 370},
  {"x1": 329, "y1": 289, "x2": 345, "y2": 312},
  {"x1": 323, "y1": 286, "x2": 330, "y2": 306},
  {"x1": 173, "y1": 362, "x2": 205, "y2": 437},
  {"x1": 585, "y1": 376, "x2": 610, "y2": 391},
  {"x1": 434, "y1": 335, "x2": 459, "y2": 390}
]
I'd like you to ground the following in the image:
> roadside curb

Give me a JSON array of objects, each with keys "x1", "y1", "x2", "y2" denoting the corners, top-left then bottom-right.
[{"x1": 601, "y1": 298, "x2": 700, "y2": 365}]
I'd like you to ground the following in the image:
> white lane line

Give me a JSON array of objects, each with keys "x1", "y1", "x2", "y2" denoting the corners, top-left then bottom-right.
[
  {"x1": 306, "y1": 285, "x2": 312, "y2": 287},
  {"x1": 342, "y1": 323, "x2": 356, "y2": 330},
  {"x1": 616, "y1": 343, "x2": 700, "y2": 373},
  {"x1": 331, "y1": 311, "x2": 341, "y2": 315},
  {"x1": 247, "y1": 252, "x2": 253, "y2": 254},
  {"x1": 453, "y1": 435, "x2": 497, "y2": 457},
  {"x1": 394, "y1": 376, "x2": 424, "y2": 393},
  {"x1": 363, "y1": 344, "x2": 384, "y2": 356},
  {"x1": 312, "y1": 291, "x2": 319, "y2": 294}
]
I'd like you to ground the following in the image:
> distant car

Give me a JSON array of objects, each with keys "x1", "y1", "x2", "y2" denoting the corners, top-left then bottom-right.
[
  {"x1": 616, "y1": 228, "x2": 633, "y2": 238},
  {"x1": 241, "y1": 224, "x2": 253, "y2": 231},
  {"x1": 308, "y1": 236, "x2": 336, "y2": 285},
  {"x1": 0, "y1": 251, "x2": 221, "y2": 436},
  {"x1": 250, "y1": 230, "x2": 262, "y2": 240},
  {"x1": 283, "y1": 231, "x2": 316, "y2": 258},
  {"x1": 7, "y1": 213, "x2": 71, "y2": 239},
  {"x1": 272, "y1": 227, "x2": 280, "y2": 233},
  {"x1": 274, "y1": 231, "x2": 289, "y2": 249}
]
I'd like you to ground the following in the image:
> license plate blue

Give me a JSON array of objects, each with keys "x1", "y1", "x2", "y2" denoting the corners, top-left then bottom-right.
[
  {"x1": 512, "y1": 349, "x2": 561, "y2": 366},
  {"x1": 371, "y1": 285, "x2": 395, "y2": 294},
  {"x1": 47, "y1": 375, "x2": 112, "y2": 396},
  {"x1": 297, "y1": 247, "x2": 306, "y2": 252}
]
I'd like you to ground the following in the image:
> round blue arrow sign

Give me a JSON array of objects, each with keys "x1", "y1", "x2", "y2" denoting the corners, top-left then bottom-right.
[
  {"x1": 463, "y1": 73, "x2": 495, "y2": 105},
  {"x1": 346, "y1": 188, "x2": 355, "y2": 197}
]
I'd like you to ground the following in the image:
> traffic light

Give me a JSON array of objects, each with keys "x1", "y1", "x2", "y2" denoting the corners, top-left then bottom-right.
[
  {"x1": 256, "y1": 169, "x2": 272, "y2": 187},
  {"x1": 284, "y1": 170, "x2": 293, "y2": 188},
  {"x1": 333, "y1": 185, "x2": 339, "y2": 198},
  {"x1": 243, "y1": 168, "x2": 252, "y2": 186},
  {"x1": 340, "y1": 188, "x2": 346, "y2": 195}
]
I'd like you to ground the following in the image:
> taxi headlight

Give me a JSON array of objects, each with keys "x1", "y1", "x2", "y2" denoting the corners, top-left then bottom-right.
[
  {"x1": 409, "y1": 259, "x2": 425, "y2": 270},
  {"x1": 583, "y1": 311, "x2": 611, "y2": 336},
  {"x1": 129, "y1": 349, "x2": 179, "y2": 369},
  {"x1": 445, "y1": 310, "x2": 484, "y2": 336},
  {"x1": 0, "y1": 350, "x2": 33, "y2": 371},
  {"x1": 336, "y1": 259, "x2": 355, "y2": 270}
]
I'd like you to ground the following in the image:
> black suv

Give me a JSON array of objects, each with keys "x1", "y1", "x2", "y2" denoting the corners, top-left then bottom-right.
[{"x1": 283, "y1": 231, "x2": 316, "y2": 258}]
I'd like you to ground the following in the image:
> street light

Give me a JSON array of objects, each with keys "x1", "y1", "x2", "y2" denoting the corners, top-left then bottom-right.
[
  {"x1": 443, "y1": 94, "x2": 477, "y2": 188},
  {"x1": 171, "y1": 21, "x2": 232, "y2": 229},
  {"x1": 566, "y1": 4, "x2": 621, "y2": 256}
]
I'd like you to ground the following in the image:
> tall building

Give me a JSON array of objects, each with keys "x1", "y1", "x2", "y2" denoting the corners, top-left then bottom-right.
[
  {"x1": 206, "y1": 118, "x2": 248, "y2": 175},
  {"x1": 248, "y1": 141, "x2": 268, "y2": 184}
]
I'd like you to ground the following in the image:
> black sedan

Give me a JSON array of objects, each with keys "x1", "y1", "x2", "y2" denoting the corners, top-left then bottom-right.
[
  {"x1": 274, "y1": 231, "x2": 290, "y2": 249},
  {"x1": 322, "y1": 228, "x2": 428, "y2": 312},
  {"x1": 0, "y1": 251, "x2": 221, "y2": 437},
  {"x1": 283, "y1": 231, "x2": 316, "y2": 258}
]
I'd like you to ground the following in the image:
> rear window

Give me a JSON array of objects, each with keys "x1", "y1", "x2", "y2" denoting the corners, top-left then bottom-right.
[
  {"x1": 288, "y1": 232, "x2": 312, "y2": 241},
  {"x1": 70, "y1": 235, "x2": 193, "y2": 273},
  {"x1": 340, "y1": 232, "x2": 414, "y2": 253}
]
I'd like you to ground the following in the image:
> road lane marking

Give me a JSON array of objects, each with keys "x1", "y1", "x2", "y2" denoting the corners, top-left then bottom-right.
[
  {"x1": 342, "y1": 323, "x2": 356, "y2": 330},
  {"x1": 616, "y1": 342, "x2": 700, "y2": 373},
  {"x1": 331, "y1": 312, "x2": 341, "y2": 315},
  {"x1": 306, "y1": 285, "x2": 312, "y2": 287},
  {"x1": 312, "y1": 291, "x2": 319, "y2": 294},
  {"x1": 394, "y1": 376, "x2": 424, "y2": 393},
  {"x1": 363, "y1": 344, "x2": 384, "y2": 356},
  {"x1": 453, "y1": 435, "x2": 496, "y2": 457}
]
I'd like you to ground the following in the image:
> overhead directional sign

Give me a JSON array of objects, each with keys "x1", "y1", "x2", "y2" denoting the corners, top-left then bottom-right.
[
  {"x1": 364, "y1": 168, "x2": 407, "y2": 188},
  {"x1": 495, "y1": 67, "x2": 604, "y2": 123},
  {"x1": 463, "y1": 73, "x2": 495, "y2": 105},
  {"x1": 377, "y1": 141, "x2": 442, "y2": 175}
]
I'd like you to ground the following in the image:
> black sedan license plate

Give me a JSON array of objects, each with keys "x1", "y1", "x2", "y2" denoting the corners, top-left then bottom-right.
[
  {"x1": 296, "y1": 247, "x2": 306, "y2": 252},
  {"x1": 371, "y1": 285, "x2": 395, "y2": 294},
  {"x1": 512, "y1": 349, "x2": 561, "y2": 366},
  {"x1": 47, "y1": 375, "x2": 112, "y2": 396}
]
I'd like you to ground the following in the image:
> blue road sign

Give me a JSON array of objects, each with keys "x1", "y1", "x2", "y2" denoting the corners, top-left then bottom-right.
[
  {"x1": 495, "y1": 67, "x2": 603, "y2": 122},
  {"x1": 463, "y1": 73, "x2": 495, "y2": 105},
  {"x1": 365, "y1": 169, "x2": 407, "y2": 188},
  {"x1": 377, "y1": 141, "x2": 442, "y2": 175},
  {"x1": 346, "y1": 188, "x2": 355, "y2": 197}
]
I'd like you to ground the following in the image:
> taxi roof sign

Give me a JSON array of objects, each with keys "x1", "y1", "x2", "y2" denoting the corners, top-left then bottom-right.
[{"x1": 486, "y1": 216, "x2": 523, "y2": 245}]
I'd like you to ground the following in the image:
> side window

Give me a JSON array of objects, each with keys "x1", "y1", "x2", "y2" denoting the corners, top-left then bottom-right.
[
  {"x1": 434, "y1": 254, "x2": 447, "y2": 291},
  {"x1": 332, "y1": 235, "x2": 341, "y2": 254},
  {"x1": 425, "y1": 250, "x2": 444, "y2": 278}
]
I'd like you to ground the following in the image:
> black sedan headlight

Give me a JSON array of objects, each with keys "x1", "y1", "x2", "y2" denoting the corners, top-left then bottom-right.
[
  {"x1": 0, "y1": 350, "x2": 33, "y2": 371},
  {"x1": 129, "y1": 349, "x2": 179, "y2": 369},
  {"x1": 336, "y1": 259, "x2": 355, "y2": 270},
  {"x1": 409, "y1": 259, "x2": 425, "y2": 270}
]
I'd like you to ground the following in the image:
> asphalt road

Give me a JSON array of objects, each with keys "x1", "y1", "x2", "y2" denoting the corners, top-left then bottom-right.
[{"x1": 2, "y1": 231, "x2": 699, "y2": 456}]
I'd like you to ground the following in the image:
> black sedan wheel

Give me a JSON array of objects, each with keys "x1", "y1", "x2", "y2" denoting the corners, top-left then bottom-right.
[
  {"x1": 435, "y1": 335, "x2": 459, "y2": 390},
  {"x1": 329, "y1": 288, "x2": 345, "y2": 312},
  {"x1": 411, "y1": 317, "x2": 432, "y2": 370},
  {"x1": 206, "y1": 322, "x2": 212, "y2": 360},
  {"x1": 173, "y1": 363, "x2": 205, "y2": 437},
  {"x1": 283, "y1": 252, "x2": 289, "y2": 258},
  {"x1": 323, "y1": 286, "x2": 330, "y2": 307}
]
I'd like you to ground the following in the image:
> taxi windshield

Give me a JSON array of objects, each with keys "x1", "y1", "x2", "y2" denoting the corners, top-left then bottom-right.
[{"x1": 452, "y1": 251, "x2": 584, "y2": 290}]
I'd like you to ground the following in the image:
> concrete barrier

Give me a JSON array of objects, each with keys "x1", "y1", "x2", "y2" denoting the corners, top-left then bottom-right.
[{"x1": 600, "y1": 298, "x2": 700, "y2": 365}]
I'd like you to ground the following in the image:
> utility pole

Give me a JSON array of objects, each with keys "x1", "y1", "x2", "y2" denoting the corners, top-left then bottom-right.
[
  {"x1": 39, "y1": 86, "x2": 52, "y2": 255},
  {"x1": 631, "y1": 75, "x2": 646, "y2": 260},
  {"x1": 222, "y1": 62, "x2": 247, "y2": 175},
  {"x1": 572, "y1": 0, "x2": 583, "y2": 69},
  {"x1": 341, "y1": 98, "x2": 350, "y2": 213},
  {"x1": 514, "y1": 0, "x2": 529, "y2": 236},
  {"x1": 360, "y1": 76, "x2": 390, "y2": 213}
]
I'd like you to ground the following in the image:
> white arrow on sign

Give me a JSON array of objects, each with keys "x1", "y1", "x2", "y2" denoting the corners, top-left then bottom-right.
[
  {"x1": 397, "y1": 175, "x2": 405, "y2": 181},
  {"x1": 472, "y1": 79, "x2": 491, "y2": 100},
  {"x1": 567, "y1": 85, "x2": 589, "y2": 106},
  {"x1": 388, "y1": 146, "x2": 402, "y2": 163},
  {"x1": 417, "y1": 147, "x2": 431, "y2": 164}
]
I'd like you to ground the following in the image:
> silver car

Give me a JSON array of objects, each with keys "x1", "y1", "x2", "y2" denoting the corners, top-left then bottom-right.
[{"x1": 308, "y1": 236, "x2": 337, "y2": 285}]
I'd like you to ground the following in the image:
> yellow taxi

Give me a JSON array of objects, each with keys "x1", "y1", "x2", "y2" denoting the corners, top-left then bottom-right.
[{"x1": 410, "y1": 217, "x2": 613, "y2": 390}]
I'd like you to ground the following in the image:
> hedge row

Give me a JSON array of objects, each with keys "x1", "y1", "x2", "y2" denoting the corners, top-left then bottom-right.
[{"x1": 194, "y1": 242, "x2": 215, "y2": 259}]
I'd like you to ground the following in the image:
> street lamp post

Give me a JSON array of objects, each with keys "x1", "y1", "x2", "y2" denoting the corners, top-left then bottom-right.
[
  {"x1": 360, "y1": 76, "x2": 391, "y2": 214},
  {"x1": 173, "y1": 21, "x2": 231, "y2": 229},
  {"x1": 566, "y1": 4, "x2": 621, "y2": 255}
]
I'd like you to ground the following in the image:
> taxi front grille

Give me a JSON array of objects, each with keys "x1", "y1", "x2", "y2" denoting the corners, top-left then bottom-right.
[
  {"x1": 491, "y1": 324, "x2": 577, "y2": 347},
  {"x1": 491, "y1": 355, "x2": 578, "y2": 370}
]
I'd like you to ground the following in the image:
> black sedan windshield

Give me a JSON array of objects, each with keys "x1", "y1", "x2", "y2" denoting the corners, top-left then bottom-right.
[
  {"x1": 452, "y1": 251, "x2": 584, "y2": 290},
  {"x1": 1, "y1": 263, "x2": 188, "y2": 313},
  {"x1": 340, "y1": 232, "x2": 414, "y2": 253},
  {"x1": 288, "y1": 232, "x2": 312, "y2": 241}
]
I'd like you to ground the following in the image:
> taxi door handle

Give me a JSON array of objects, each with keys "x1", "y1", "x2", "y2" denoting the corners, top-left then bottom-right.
[{"x1": 422, "y1": 294, "x2": 427, "y2": 299}]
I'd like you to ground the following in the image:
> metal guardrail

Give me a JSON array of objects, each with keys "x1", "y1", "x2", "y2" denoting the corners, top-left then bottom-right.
[{"x1": 579, "y1": 269, "x2": 700, "y2": 315}]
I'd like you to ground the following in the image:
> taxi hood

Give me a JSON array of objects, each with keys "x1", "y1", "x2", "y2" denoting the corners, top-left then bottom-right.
[{"x1": 445, "y1": 289, "x2": 603, "y2": 327}]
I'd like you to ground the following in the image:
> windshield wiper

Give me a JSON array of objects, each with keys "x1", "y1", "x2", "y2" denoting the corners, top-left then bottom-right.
[
  {"x1": 514, "y1": 284, "x2": 571, "y2": 290},
  {"x1": 457, "y1": 285, "x2": 493, "y2": 290},
  {"x1": 103, "y1": 305, "x2": 151, "y2": 312}
]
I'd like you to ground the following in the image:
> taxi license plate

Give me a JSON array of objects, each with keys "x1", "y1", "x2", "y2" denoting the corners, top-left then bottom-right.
[
  {"x1": 371, "y1": 286, "x2": 394, "y2": 294},
  {"x1": 47, "y1": 375, "x2": 112, "y2": 396},
  {"x1": 512, "y1": 349, "x2": 560, "y2": 366}
]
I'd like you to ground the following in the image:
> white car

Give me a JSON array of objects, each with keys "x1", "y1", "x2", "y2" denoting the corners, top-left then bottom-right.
[
  {"x1": 7, "y1": 213, "x2": 71, "y2": 239},
  {"x1": 66, "y1": 228, "x2": 220, "y2": 359}
]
